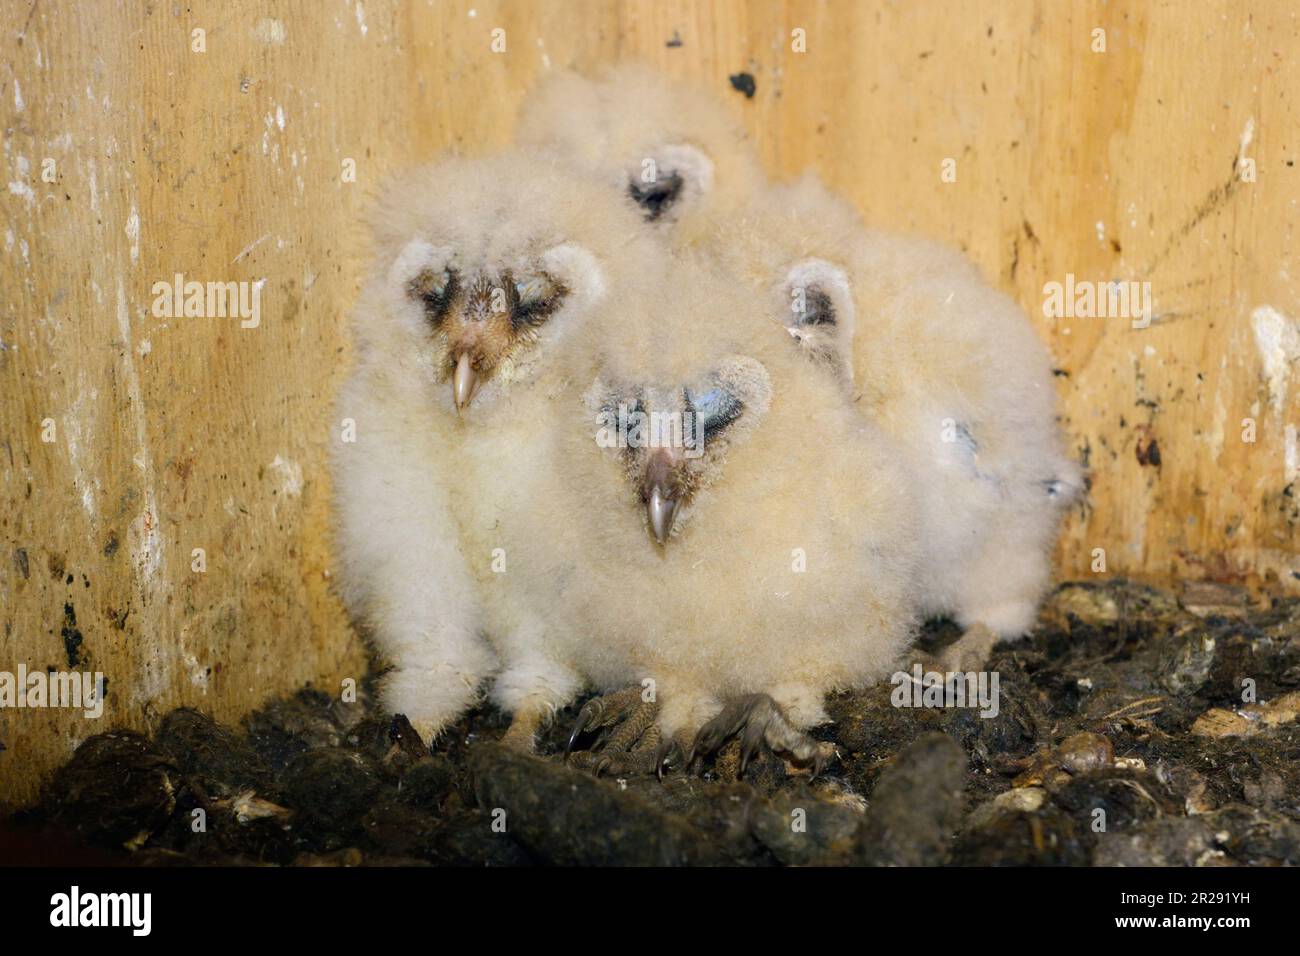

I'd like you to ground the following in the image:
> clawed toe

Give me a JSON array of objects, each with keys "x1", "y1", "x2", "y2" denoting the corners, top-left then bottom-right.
[
  {"x1": 687, "y1": 693, "x2": 834, "y2": 779},
  {"x1": 565, "y1": 687, "x2": 662, "y2": 777},
  {"x1": 654, "y1": 738, "x2": 675, "y2": 780},
  {"x1": 566, "y1": 687, "x2": 643, "y2": 754}
]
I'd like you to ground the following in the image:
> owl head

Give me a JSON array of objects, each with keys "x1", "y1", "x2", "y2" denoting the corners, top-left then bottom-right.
[
  {"x1": 555, "y1": 258, "x2": 838, "y2": 549},
  {"x1": 363, "y1": 151, "x2": 658, "y2": 415},
  {"x1": 587, "y1": 354, "x2": 773, "y2": 544},
  {"x1": 776, "y1": 258, "x2": 856, "y2": 384},
  {"x1": 516, "y1": 66, "x2": 766, "y2": 229}
]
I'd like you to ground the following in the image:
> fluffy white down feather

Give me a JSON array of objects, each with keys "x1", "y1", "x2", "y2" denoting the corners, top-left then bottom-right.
[
  {"x1": 518, "y1": 68, "x2": 1082, "y2": 640},
  {"x1": 332, "y1": 150, "x2": 663, "y2": 738}
]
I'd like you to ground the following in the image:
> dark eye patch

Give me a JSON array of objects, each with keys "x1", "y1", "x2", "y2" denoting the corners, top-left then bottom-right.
[
  {"x1": 792, "y1": 284, "x2": 837, "y2": 326},
  {"x1": 407, "y1": 267, "x2": 456, "y2": 325},
  {"x1": 684, "y1": 384, "x2": 742, "y2": 446},
  {"x1": 611, "y1": 392, "x2": 648, "y2": 455},
  {"x1": 504, "y1": 270, "x2": 567, "y2": 331},
  {"x1": 628, "y1": 171, "x2": 684, "y2": 221}
]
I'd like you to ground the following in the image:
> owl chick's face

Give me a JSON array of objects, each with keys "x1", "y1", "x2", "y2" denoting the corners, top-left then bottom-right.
[
  {"x1": 623, "y1": 143, "x2": 715, "y2": 224},
  {"x1": 515, "y1": 67, "x2": 766, "y2": 229},
  {"x1": 588, "y1": 355, "x2": 772, "y2": 546},
  {"x1": 777, "y1": 258, "x2": 856, "y2": 385},
  {"x1": 389, "y1": 240, "x2": 605, "y2": 414}
]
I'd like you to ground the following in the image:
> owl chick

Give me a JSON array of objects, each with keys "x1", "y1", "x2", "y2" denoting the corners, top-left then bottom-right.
[
  {"x1": 515, "y1": 64, "x2": 766, "y2": 227},
  {"x1": 331, "y1": 150, "x2": 661, "y2": 742},
  {"x1": 487, "y1": 259, "x2": 921, "y2": 773},
  {"x1": 711, "y1": 178, "x2": 1083, "y2": 647},
  {"x1": 519, "y1": 69, "x2": 1080, "y2": 652}
]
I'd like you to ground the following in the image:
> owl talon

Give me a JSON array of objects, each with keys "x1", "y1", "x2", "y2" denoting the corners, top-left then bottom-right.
[
  {"x1": 565, "y1": 701, "x2": 597, "y2": 756},
  {"x1": 689, "y1": 693, "x2": 831, "y2": 778},
  {"x1": 565, "y1": 687, "x2": 662, "y2": 776},
  {"x1": 655, "y1": 738, "x2": 682, "y2": 780},
  {"x1": 809, "y1": 750, "x2": 826, "y2": 782}
]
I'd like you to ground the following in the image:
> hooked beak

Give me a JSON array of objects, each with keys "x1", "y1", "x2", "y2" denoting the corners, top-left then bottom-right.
[
  {"x1": 452, "y1": 352, "x2": 477, "y2": 412},
  {"x1": 642, "y1": 448, "x2": 684, "y2": 545},
  {"x1": 647, "y1": 484, "x2": 680, "y2": 544}
]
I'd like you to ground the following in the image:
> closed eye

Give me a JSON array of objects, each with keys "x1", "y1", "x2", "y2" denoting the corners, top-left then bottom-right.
[
  {"x1": 408, "y1": 268, "x2": 456, "y2": 325},
  {"x1": 628, "y1": 171, "x2": 684, "y2": 221},
  {"x1": 793, "y1": 285, "x2": 837, "y2": 326},
  {"x1": 507, "y1": 271, "x2": 567, "y2": 330},
  {"x1": 685, "y1": 385, "x2": 742, "y2": 445}
]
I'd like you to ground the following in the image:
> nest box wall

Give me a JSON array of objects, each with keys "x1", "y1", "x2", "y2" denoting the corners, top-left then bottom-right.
[{"x1": 1, "y1": 1, "x2": 1297, "y2": 807}]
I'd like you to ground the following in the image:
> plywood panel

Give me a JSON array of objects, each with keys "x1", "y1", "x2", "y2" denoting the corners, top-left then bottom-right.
[{"x1": 2, "y1": 0, "x2": 1296, "y2": 807}]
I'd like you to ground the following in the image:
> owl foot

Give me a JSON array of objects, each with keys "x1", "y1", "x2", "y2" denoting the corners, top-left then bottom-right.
[
  {"x1": 404, "y1": 716, "x2": 440, "y2": 748},
  {"x1": 687, "y1": 693, "x2": 834, "y2": 779},
  {"x1": 501, "y1": 705, "x2": 547, "y2": 752},
  {"x1": 932, "y1": 622, "x2": 1000, "y2": 674},
  {"x1": 565, "y1": 687, "x2": 667, "y2": 777}
]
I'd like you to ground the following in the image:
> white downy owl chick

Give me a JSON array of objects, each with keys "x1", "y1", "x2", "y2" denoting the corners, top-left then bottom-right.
[
  {"x1": 515, "y1": 65, "x2": 766, "y2": 227},
  {"x1": 519, "y1": 69, "x2": 1080, "y2": 650},
  {"x1": 708, "y1": 178, "x2": 1082, "y2": 646},
  {"x1": 488, "y1": 260, "x2": 922, "y2": 772},
  {"x1": 331, "y1": 150, "x2": 662, "y2": 742}
]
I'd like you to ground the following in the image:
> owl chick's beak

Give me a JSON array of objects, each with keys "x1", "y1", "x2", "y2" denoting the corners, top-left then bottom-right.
[
  {"x1": 647, "y1": 484, "x2": 680, "y2": 545},
  {"x1": 643, "y1": 449, "x2": 682, "y2": 545},
  {"x1": 452, "y1": 352, "x2": 477, "y2": 412}
]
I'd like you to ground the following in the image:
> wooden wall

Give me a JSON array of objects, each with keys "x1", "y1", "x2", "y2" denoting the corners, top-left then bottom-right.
[{"x1": 1, "y1": 0, "x2": 1296, "y2": 807}]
